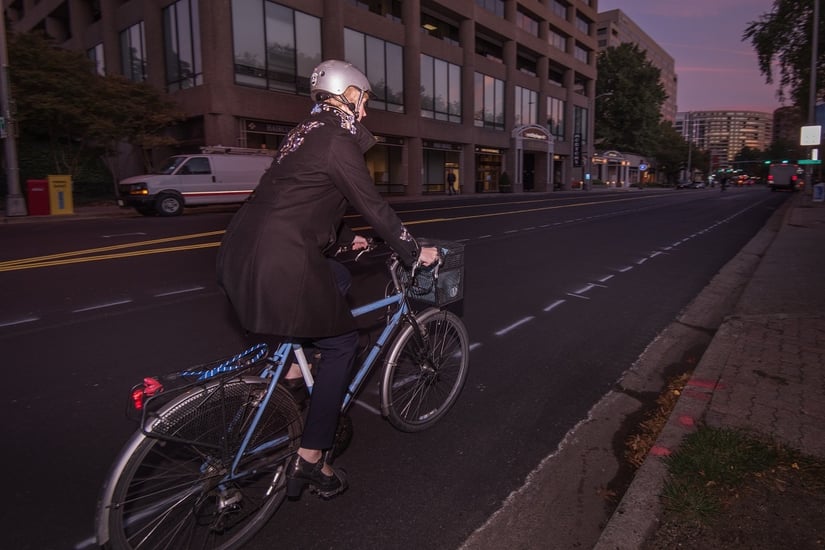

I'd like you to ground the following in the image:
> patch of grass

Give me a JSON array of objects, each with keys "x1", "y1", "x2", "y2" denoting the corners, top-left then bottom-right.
[{"x1": 660, "y1": 426, "x2": 818, "y2": 524}]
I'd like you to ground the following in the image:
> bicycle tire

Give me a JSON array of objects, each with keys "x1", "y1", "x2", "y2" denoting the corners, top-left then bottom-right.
[
  {"x1": 380, "y1": 307, "x2": 469, "y2": 432},
  {"x1": 97, "y1": 377, "x2": 302, "y2": 550}
]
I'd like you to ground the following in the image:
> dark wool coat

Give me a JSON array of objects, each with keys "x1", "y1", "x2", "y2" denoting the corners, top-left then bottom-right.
[{"x1": 216, "y1": 104, "x2": 420, "y2": 338}]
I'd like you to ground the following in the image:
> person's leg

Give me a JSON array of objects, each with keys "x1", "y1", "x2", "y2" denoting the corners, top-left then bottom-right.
[{"x1": 286, "y1": 330, "x2": 358, "y2": 497}]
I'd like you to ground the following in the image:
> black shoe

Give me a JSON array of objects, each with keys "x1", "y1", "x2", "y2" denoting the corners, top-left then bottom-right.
[{"x1": 285, "y1": 453, "x2": 348, "y2": 500}]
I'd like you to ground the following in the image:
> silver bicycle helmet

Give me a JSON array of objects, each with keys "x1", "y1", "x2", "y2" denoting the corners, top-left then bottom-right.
[{"x1": 310, "y1": 60, "x2": 372, "y2": 107}]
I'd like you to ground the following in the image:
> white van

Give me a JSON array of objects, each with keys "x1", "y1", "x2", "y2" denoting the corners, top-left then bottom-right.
[{"x1": 117, "y1": 146, "x2": 275, "y2": 216}]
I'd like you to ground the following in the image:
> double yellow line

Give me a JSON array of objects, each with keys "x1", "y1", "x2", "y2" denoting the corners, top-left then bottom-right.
[
  {"x1": 0, "y1": 230, "x2": 225, "y2": 272},
  {"x1": 2, "y1": 193, "x2": 666, "y2": 273}
]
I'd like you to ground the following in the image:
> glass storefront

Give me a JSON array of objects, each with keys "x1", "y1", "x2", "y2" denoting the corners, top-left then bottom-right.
[
  {"x1": 366, "y1": 136, "x2": 405, "y2": 195},
  {"x1": 476, "y1": 147, "x2": 503, "y2": 192},
  {"x1": 423, "y1": 142, "x2": 462, "y2": 195}
]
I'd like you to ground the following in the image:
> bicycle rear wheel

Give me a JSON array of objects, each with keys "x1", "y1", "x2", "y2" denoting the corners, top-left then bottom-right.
[
  {"x1": 381, "y1": 308, "x2": 469, "y2": 432},
  {"x1": 97, "y1": 377, "x2": 302, "y2": 550}
]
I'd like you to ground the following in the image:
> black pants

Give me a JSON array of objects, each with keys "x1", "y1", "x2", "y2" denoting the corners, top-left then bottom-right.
[{"x1": 300, "y1": 259, "x2": 359, "y2": 450}]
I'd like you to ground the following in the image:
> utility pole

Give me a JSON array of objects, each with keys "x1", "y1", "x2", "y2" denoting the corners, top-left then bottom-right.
[{"x1": 1, "y1": 13, "x2": 26, "y2": 216}]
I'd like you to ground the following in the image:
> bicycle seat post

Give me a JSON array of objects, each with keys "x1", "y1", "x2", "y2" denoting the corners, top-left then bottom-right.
[{"x1": 292, "y1": 344, "x2": 314, "y2": 389}]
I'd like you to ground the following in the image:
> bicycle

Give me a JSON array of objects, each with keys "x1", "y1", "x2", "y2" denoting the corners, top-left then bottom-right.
[{"x1": 94, "y1": 239, "x2": 469, "y2": 549}]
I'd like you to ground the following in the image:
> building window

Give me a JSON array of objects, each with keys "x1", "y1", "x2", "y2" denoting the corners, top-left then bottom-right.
[
  {"x1": 548, "y1": 62, "x2": 566, "y2": 87},
  {"x1": 87, "y1": 43, "x2": 105, "y2": 76},
  {"x1": 548, "y1": 27, "x2": 567, "y2": 51},
  {"x1": 421, "y1": 11, "x2": 460, "y2": 45},
  {"x1": 515, "y1": 86, "x2": 537, "y2": 126},
  {"x1": 516, "y1": 8, "x2": 539, "y2": 37},
  {"x1": 574, "y1": 43, "x2": 589, "y2": 64},
  {"x1": 345, "y1": 29, "x2": 404, "y2": 113},
  {"x1": 551, "y1": 0, "x2": 567, "y2": 20},
  {"x1": 575, "y1": 14, "x2": 590, "y2": 35},
  {"x1": 421, "y1": 54, "x2": 461, "y2": 123},
  {"x1": 232, "y1": 0, "x2": 321, "y2": 95},
  {"x1": 475, "y1": 0, "x2": 504, "y2": 17},
  {"x1": 347, "y1": 0, "x2": 402, "y2": 22},
  {"x1": 547, "y1": 96, "x2": 565, "y2": 139},
  {"x1": 517, "y1": 50, "x2": 537, "y2": 76},
  {"x1": 120, "y1": 22, "x2": 146, "y2": 82},
  {"x1": 476, "y1": 34, "x2": 503, "y2": 63},
  {"x1": 163, "y1": 0, "x2": 203, "y2": 91},
  {"x1": 474, "y1": 72, "x2": 504, "y2": 130}
]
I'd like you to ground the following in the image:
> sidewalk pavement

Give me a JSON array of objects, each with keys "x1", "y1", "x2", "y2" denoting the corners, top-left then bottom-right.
[{"x1": 594, "y1": 190, "x2": 825, "y2": 548}]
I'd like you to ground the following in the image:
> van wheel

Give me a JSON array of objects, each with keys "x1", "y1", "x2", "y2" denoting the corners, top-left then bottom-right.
[{"x1": 156, "y1": 194, "x2": 184, "y2": 216}]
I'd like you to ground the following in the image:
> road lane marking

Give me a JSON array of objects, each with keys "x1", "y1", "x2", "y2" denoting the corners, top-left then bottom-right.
[
  {"x1": 154, "y1": 286, "x2": 206, "y2": 297},
  {"x1": 0, "y1": 316, "x2": 39, "y2": 328},
  {"x1": 72, "y1": 299, "x2": 134, "y2": 313},
  {"x1": 543, "y1": 299, "x2": 566, "y2": 312},
  {"x1": 495, "y1": 316, "x2": 534, "y2": 336}
]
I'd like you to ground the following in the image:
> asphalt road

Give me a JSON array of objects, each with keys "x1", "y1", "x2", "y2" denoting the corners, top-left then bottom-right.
[{"x1": 0, "y1": 187, "x2": 787, "y2": 549}]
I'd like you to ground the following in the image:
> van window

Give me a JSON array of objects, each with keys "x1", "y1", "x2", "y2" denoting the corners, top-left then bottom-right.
[
  {"x1": 157, "y1": 156, "x2": 186, "y2": 175},
  {"x1": 180, "y1": 157, "x2": 212, "y2": 175}
]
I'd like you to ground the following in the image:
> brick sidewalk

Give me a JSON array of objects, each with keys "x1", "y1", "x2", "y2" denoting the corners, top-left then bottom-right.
[{"x1": 705, "y1": 314, "x2": 825, "y2": 459}]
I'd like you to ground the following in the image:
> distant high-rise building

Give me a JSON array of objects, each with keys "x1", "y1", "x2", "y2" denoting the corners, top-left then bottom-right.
[
  {"x1": 676, "y1": 111, "x2": 773, "y2": 169},
  {"x1": 596, "y1": 9, "x2": 677, "y2": 122}
]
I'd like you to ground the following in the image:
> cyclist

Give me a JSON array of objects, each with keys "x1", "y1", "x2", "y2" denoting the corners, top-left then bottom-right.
[{"x1": 216, "y1": 59, "x2": 438, "y2": 499}]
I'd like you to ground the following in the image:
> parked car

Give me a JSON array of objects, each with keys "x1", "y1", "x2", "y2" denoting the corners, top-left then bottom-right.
[{"x1": 117, "y1": 146, "x2": 275, "y2": 216}]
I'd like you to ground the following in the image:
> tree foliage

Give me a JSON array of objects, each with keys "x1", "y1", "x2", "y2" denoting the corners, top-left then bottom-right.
[
  {"x1": 8, "y1": 32, "x2": 184, "y2": 181},
  {"x1": 744, "y1": 0, "x2": 825, "y2": 110},
  {"x1": 651, "y1": 121, "x2": 690, "y2": 185},
  {"x1": 595, "y1": 43, "x2": 668, "y2": 156}
]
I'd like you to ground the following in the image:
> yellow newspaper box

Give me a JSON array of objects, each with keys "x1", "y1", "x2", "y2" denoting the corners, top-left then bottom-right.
[{"x1": 48, "y1": 175, "x2": 74, "y2": 215}]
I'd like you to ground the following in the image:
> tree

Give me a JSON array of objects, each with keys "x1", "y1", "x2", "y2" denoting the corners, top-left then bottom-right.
[
  {"x1": 595, "y1": 43, "x2": 668, "y2": 156},
  {"x1": 651, "y1": 121, "x2": 690, "y2": 185},
  {"x1": 8, "y1": 32, "x2": 184, "y2": 189},
  {"x1": 744, "y1": 0, "x2": 825, "y2": 110}
]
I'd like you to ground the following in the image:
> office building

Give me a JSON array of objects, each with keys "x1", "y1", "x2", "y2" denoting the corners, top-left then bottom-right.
[
  {"x1": 595, "y1": 9, "x2": 676, "y2": 123},
  {"x1": 5, "y1": 0, "x2": 600, "y2": 195},
  {"x1": 676, "y1": 110, "x2": 773, "y2": 168}
]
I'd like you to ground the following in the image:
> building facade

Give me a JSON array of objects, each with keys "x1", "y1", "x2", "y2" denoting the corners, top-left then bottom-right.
[
  {"x1": 596, "y1": 8, "x2": 676, "y2": 123},
  {"x1": 675, "y1": 110, "x2": 773, "y2": 169},
  {"x1": 5, "y1": 0, "x2": 600, "y2": 196}
]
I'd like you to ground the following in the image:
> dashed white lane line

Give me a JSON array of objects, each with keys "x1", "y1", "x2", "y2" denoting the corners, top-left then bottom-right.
[
  {"x1": 543, "y1": 299, "x2": 566, "y2": 312},
  {"x1": 154, "y1": 286, "x2": 205, "y2": 297},
  {"x1": 598, "y1": 274, "x2": 615, "y2": 283},
  {"x1": 495, "y1": 316, "x2": 535, "y2": 336},
  {"x1": 72, "y1": 299, "x2": 134, "y2": 313},
  {"x1": 0, "y1": 316, "x2": 39, "y2": 328}
]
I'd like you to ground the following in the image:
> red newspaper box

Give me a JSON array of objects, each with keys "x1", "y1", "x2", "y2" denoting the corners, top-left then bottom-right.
[{"x1": 26, "y1": 179, "x2": 50, "y2": 215}]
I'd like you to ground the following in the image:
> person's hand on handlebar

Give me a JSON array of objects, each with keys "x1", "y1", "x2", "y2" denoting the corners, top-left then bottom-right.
[
  {"x1": 351, "y1": 235, "x2": 370, "y2": 251},
  {"x1": 418, "y1": 246, "x2": 439, "y2": 267}
]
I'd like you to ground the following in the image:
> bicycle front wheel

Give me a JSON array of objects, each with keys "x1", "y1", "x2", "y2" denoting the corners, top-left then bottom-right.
[
  {"x1": 97, "y1": 377, "x2": 302, "y2": 550},
  {"x1": 381, "y1": 307, "x2": 469, "y2": 432}
]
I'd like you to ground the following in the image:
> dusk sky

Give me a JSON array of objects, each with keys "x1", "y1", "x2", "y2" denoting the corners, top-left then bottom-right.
[{"x1": 598, "y1": 0, "x2": 784, "y2": 114}]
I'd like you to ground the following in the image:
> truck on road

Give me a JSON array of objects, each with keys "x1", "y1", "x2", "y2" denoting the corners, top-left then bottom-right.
[{"x1": 767, "y1": 163, "x2": 802, "y2": 192}]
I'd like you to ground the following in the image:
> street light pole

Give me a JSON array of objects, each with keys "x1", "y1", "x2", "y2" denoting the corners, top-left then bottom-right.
[{"x1": 1, "y1": 13, "x2": 26, "y2": 216}]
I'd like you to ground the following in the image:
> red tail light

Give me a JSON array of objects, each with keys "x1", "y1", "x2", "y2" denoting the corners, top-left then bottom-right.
[
  {"x1": 792, "y1": 175, "x2": 798, "y2": 181},
  {"x1": 131, "y1": 377, "x2": 164, "y2": 411}
]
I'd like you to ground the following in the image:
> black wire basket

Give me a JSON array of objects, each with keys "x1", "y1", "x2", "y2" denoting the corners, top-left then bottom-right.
[{"x1": 398, "y1": 240, "x2": 465, "y2": 305}]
